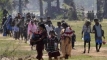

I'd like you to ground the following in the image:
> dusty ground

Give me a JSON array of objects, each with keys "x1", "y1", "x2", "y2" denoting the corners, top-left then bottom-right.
[{"x1": 0, "y1": 34, "x2": 107, "y2": 60}]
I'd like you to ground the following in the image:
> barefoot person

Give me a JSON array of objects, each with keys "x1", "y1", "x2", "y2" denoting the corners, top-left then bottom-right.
[
  {"x1": 60, "y1": 23, "x2": 72, "y2": 59},
  {"x1": 92, "y1": 19, "x2": 105, "y2": 52},
  {"x1": 72, "y1": 30, "x2": 76, "y2": 49},
  {"x1": 27, "y1": 20, "x2": 38, "y2": 50},
  {"x1": 55, "y1": 22, "x2": 63, "y2": 41},
  {"x1": 36, "y1": 24, "x2": 47, "y2": 60},
  {"x1": 82, "y1": 21, "x2": 91, "y2": 53},
  {"x1": 47, "y1": 31, "x2": 60, "y2": 60}
]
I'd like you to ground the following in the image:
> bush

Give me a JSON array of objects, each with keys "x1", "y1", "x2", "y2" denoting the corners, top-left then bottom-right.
[{"x1": 56, "y1": 14, "x2": 64, "y2": 19}]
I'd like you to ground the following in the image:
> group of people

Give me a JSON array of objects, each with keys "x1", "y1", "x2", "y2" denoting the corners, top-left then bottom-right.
[
  {"x1": 1, "y1": 12, "x2": 106, "y2": 60},
  {"x1": 2, "y1": 13, "x2": 27, "y2": 41},
  {"x1": 87, "y1": 11, "x2": 94, "y2": 22},
  {"x1": 82, "y1": 19, "x2": 106, "y2": 53},
  {"x1": 29, "y1": 17, "x2": 76, "y2": 60},
  {"x1": 1, "y1": 12, "x2": 76, "y2": 60}
]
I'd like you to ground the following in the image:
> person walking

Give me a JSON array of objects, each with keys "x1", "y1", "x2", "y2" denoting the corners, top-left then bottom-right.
[
  {"x1": 92, "y1": 19, "x2": 105, "y2": 52},
  {"x1": 36, "y1": 24, "x2": 47, "y2": 60},
  {"x1": 82, "y1": 21, "x2": 91, "y2": 53},
  {"x1": 60, "y1": 23, "x2": 72, "y2": 59},
  {"x1": 47, "y1": 31, "x2": 60, "y2": 60}
]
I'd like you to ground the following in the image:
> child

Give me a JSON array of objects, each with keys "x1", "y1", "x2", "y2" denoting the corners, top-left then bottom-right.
[
  {"x1": 72, "y1": 30, "x2": 76, "y2": 49},
  {"x1": 47, "y1": 31, "x2": 60, "y2": 60},
  {"x1": 82, "y1": 21, "x2": 91, "y2": 53},
  {"x1": 13, "y1": 24, "x2": 19, "y2": 40},
  {"x1": 23, "y1": 23, "x2": 28, "y2": 43},
  {"x1": 92, "y1": 19, "x2": 105, "y2": 52}
]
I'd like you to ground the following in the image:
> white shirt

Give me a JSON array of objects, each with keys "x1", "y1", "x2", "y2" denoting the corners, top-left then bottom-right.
[
  {"x1": 45, "y1": 24, "x2": 53, "y2": 36},
  {"x1": 55, "y1": 26, "x2": 63, "y2": 39}
]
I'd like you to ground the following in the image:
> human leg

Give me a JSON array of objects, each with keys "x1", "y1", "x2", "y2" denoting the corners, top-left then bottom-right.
[
  {"x1": 83, "y1": 41, "x2": 86, "y2": 53},
  {"x1": 88, "y1": 42, "x2": 90, "y2": 53},
  {"x1": 99, "y1": 43, "x2": 102, "y2": 52},
  {"x1": 96, "y1": 43, "x2": 99, "y2": 52}
]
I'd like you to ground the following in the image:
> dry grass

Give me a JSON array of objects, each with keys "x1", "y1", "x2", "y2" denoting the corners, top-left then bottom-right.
[{"x1": 0, "y1": 20, "x2": 107, "y2": 60}]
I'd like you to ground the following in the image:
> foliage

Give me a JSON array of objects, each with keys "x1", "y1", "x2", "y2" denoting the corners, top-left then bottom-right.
[
  {"x1": 0, "y1": 0, "x2": 12, "y2": 11},
  {"x1": 63, "y1": 0, "x2": 72, "y2": 5},
  {"x1": 63, "y1": 0, "x2": 78, "y2": 20},
  {"x1": 0, "y1": 10, "x2": 3, "y2": 22},
  {"x1": 43, "y1": 0, "x2": 54, "y2": 2}
]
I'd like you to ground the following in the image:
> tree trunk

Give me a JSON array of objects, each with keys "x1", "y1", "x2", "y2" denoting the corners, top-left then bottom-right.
[
  {"x1": 19, "y1": 0, "x2": 22, "y2": 15},
  {"x1": 69, "y1": 0, "x2": 78, "y2": 20},
  {"x1": 97, "y1": 0, "x2": 100, "y2": 14},
  {"x1": 57, "y1": 0, "x2": 60, "y2": 12},
  {"x1": 71, "y1": 0, "x2": 78, "y2": 20},
  {"x1": 103, "y1": 0, "x2": 107, "y2": 18},
  {"x1": 97, "y1": 0, "x2": 104, "y2": 21},
  {"x1": 39, "y1": 0, "x2": 43, "y2": 17},
  {"x1": 47, "y1": 0, "x2": 52, "y2": 17}
]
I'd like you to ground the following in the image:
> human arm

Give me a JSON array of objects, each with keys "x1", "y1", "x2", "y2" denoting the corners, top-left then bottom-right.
[
  {"x1": 37, "y1": 30, "x2": 47, "y2": 41},
  {"x1": 92, "y1": 25, "x2": 95, "y2": 33},
  {"x1": 102, "y1": 30, "x2": 105, "y2": 39},
  {"x1": 81, "y1": 26, "x2": 84, "y2": 38}
]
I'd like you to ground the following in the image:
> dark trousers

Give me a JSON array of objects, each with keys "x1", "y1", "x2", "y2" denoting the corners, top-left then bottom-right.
[
  {"x1": 19, "y1": 27, "x2": 24, "y2": 39},
  {"x1": 14, "y1": 32, "x2": 19, "y2": 40},
  {"x1": 96, "y1": 43, "x2": 102, "y2": 52},
  {"x1": 36, "y1": 43, "x2": 44, "y2": 60},
  {"x1": 84, "y1": 41, "x2": 90, "y2": 53},
  {"x1": 23, "y1": 31, "x2": 27, "y2": 40},
  {"x1": 72, "y1": 41, "x2": 75, "y2": 48}
]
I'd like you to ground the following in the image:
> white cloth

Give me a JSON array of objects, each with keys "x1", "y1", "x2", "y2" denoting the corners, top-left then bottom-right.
[
  {"x1": 45, "y1": 24, "x2": 53, "y2": 36},
  {"x1": 13, "y1": 26, "x2": 19, "y2": 32},
  {"x1": 82, "y1": 25, "x2": 91, "y2": 33},
  {"x1": 63, "y1": 27, "x2": 73, "y2": 36},
  {"x1": 95, "y1": 25, "x2": 102, "y2": 37}
]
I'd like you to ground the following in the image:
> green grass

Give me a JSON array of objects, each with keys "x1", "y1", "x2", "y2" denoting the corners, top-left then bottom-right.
[{"x1": 0, "y1": 20, "x2": 107, "y2": 60}]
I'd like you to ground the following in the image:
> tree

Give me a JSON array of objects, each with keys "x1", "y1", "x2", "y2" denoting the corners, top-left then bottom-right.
[
  {"x1": 39, "y1": 0, "x2": 43, "y2": 17},
  {"x1": 19, "y1": 0, "x2": 22, "y2": 15},
  {"x1": 12, "y1": 0, "x2": 29, "y2": 11},
  {"x1": 97, "y1": 0, "x2": 104, "y2": 21},
  {"x1": 103, "y1": 0, "x2": 107, "y2": 18},
  {"x1": 64, "y1": 0, "x2": 78, "y2": 20},
  {"x1": 0, "y1": 0, "x2": 12, "y2": 11},
  {"x1": 64, "y1": 0, "x2": 71, "y2": 5},
  {"x1": 56, "y1": 0, "x2": 60, "y2": 12},
  {"x1": 43, "y1": 0, "x2": 54, "y2": 17}
]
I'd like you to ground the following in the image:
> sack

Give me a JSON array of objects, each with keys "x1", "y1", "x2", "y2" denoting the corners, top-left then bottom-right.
[
  {"x1": 31, "y1": 33, "x2": 41, "y2": 41},
  {"x1": 30, "y1": 33, "x2": 41, "y2": 45},
  {"x1": 84, "y1": 32, "x2": 90, "y2": 42}
]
